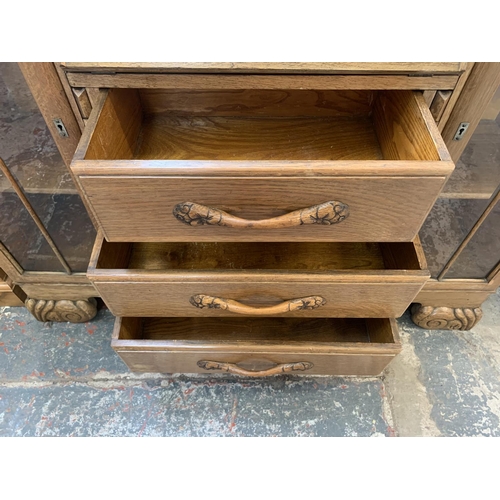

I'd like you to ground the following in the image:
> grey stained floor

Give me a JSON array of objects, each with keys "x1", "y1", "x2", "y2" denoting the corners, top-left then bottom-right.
[{"x1": 1, "y1": 291, "x2": 500, "y2": 437}]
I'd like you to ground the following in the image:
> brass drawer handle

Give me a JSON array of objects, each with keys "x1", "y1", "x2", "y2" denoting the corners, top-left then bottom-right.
[
  {"x1": 197, "y1": 360, "x2": 314, "y2": 377},
  {"x1": 173, "y1": 201, "x2": 349, "y2": 229},
  {"x1": 190, "y1": 294, "x2": 326, "y2": 315}
]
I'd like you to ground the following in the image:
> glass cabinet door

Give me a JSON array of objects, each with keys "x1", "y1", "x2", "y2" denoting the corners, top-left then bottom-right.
[
  {"x1": 0, "y1": 62, "x2": 96, "y2": 274},
  {"x1": 419, "y1": 81, "x2": 500, "y2": 281}
]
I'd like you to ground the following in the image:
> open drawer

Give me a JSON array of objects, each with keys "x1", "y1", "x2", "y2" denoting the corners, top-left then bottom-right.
[
  {"x1": 112, "y1": 316, "x2": 401, "y2": 376},
  {"x1": 71, "y1": 87, "x2": 454, "y2": 243},
  {"x1": 88, "y1": 232, "x2": 429, "y2": 318}
]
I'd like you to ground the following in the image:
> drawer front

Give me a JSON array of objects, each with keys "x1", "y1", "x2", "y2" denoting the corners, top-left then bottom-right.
[
  {"x1": 94, "y1": 280, "x2": 426, "y2": 318},
  {"x1": 114, "y1": 349, "x2": 396, "y2": 376},
  {"x1": 79, "y1": 176, "x2": 446, "y2": 242}
]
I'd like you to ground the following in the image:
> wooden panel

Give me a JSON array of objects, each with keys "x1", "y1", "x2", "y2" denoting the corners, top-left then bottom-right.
[
  {"x1": 139, "y1": 89, "x2": 374, "y2": 117},
  {"x1": 415, "y1": 287, "x2": 492, "y2": 308},
  {"x1": 380, "y1": 241, "x2": 425, "y2": 271},
  {"x1": 438, "y1": 63, "x2": 475, "y2": 132},
  {"x1": 373, "y1": 91, "x2": 450, "y2": 161},
  {"x1": 18, "y1": 63, "x2": 82, "y2": 168},
  {"x1": 430, "y1": 90, "x2": 452, "y2": 122},
  {"x1": 135, "y1": 115, "x2": 382, "y2": 161},
  {"x1": 89, "y1": 232, "x2": 132, "y2": 270},
  {"x1": 66, "y1": 73, "x2": 460, "y2": 91},
  {"x1": 0, "y1": 270, "x2": 25, "y2": 306},
  {"x1": 423, "y1": 91, "x2": 437, "y2": 107},
  {"x1": 62, "y1": 62, "x2": 466, "y2": 74},
  {"x1": 441, "y1": 63, "x2": 500, "y2": 162},
  {"x1": 93, "y1": 280, "x2": 425, "y2": 318},
  {"x1": 76, "y1": 175, "x2": 448, "y2": 242},
  {"x1": 140, "y1": 317, "x2": 370, "y2": 342},
  {"x1": 86, "y1": 88, "x2": 101, "y2": 108},
  {"x1": 72, "y1": 159, "x2": 454, "y2": 178},
  {"x1": 80, "y1": 88, "x2": 142, "y2": 161},
  {"x1": 72, "y1": 88, "x2": 92, "y2": 119},
  {"x1": 0, "y1": 289, "x2": 25, "y2": 307},
  {"x1": 54, "y1": 62, "x2": 85, "y2": 132},
  {"x1": 19, "y1": 282, "x2": 97, "y2": 300},
  {"x1": 112, "y1": 316, "x2": 400, "y2": 376},
  {"x1": 122, "y1": 241, "x2": 387, "y2": 271}
]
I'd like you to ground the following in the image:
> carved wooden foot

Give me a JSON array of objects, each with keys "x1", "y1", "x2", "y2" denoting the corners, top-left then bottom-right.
[
  {"x1": 411, "y1": 304, "x2": 483, "y2": 331},
  {"x1": 25, "y1": 298, "x2": 98, "y2": 323}
]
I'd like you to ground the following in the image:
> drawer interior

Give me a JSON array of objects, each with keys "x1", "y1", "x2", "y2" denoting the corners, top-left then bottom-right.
[
  {"x1": 115, "y1": 316, "x2": 397, "y2": 346},
  {"x1": 81, "y1": 88, "x2": 447, "y2": 163},
  {"x1": 92, "y1": 240, "x2": 425, "y2": 272}
]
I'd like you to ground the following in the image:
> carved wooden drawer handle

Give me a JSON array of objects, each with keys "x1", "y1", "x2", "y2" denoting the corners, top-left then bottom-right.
[
  {"x1": 190, "y1": 294, "x2": 326, "y2": 315},
  {"x1": 197, "y1": 360, "x2": 314, "y2": 377},
  {"x1": 173, "y1": 201, "x2": 349, "y2": 228}
]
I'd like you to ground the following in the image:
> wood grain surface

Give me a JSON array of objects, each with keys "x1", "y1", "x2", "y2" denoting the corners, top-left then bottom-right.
[
  {"x1": 83, "y1": 88, "x2": 142, "y2": 161},
  {"x1": 72, "y1": 88, "x2": 93, "y2": 119},
  {"x1": 172, "y1": 200, "x2": 349, "y2": 229},
  {"x1": 111, "y1": 316, "x2": 401, "y2": 376},
  {"x1": 62, "y1": 62, "x2": 466, "y2": 74},
  {"x1": 141, "y1": 317, "x2": 370, "y2": 342},
  {"x1": 189, "y1": 294, "x2": 327, "y2": 316},
  {"x1": 66, "y1": 73, "x2": 460, "y2": 91},
  {"x1": 90, "y1": 238, "x2": 427, "y2": 275},
  {"x1": 54, "y1": 62, "x2": 85, "y2": 132},
  {"x1": 430, "y1": 90, "x2": 452, "y2": 122},
  {"x1": 88, "y1": 238, "x2": 428, "y2": 318},
  {"x1": 0, "y1": 270, "x2": 25, "y2": 306},
  {"x1": 438, "y1": 63, "x2": 475, "y2": 132},
  {"x1": 135, "y1": 115, "x2": 383, "y2": 161},
  {"x1": 77, "y1": 175, "x2": 448, "y2": 242},
  {"x1": 19, "y1": 283, "x2": 97, "y2": 300},
  {"x1": 18, "y1": 63, "x2": 82, "y2": 168},
  {"x1": 373, "y1": 91, "x2": 450, "y2": 161},
  {"x1": 93, "y1": 280, "x2": 426, "y2": 318},
  {"x1": 124, "y1": 241, "x2": 387, "y2": 271},
  {"x1": 139, "y1": 89, "x2": 374, "y2": 117},
  {"x1": 441, "y1": 63, "x2": 500, "y2": 162}
]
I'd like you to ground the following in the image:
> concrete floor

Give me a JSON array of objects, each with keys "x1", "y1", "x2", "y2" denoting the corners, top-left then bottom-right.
[{"x1": 1, "y1": 291, "x2": 499, "y2": 437}]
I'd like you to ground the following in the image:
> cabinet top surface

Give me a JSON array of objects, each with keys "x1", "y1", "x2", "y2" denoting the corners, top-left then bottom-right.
[{"x1": 61, "y1": 62, "x2": 467, "y2": 74}]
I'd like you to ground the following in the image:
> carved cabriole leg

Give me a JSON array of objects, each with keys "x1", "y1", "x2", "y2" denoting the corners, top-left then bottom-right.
[
  {"x1": 411, "y1": 304, "x2": 483, "y2": 331},
  {"x1": 25, "y1": 297, "x2": 97, "y2": 323}
]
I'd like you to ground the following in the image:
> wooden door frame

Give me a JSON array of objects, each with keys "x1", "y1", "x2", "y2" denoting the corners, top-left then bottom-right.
[{"x1": 1, "y1": 63, "x2": 96, "y2": 307}]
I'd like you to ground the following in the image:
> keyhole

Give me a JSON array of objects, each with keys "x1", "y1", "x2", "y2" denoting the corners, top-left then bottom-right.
[
  {"x1": 454, "y1": 122, "x2": 469, "y2": 141},
  {"x1": 53, "y1": 118, "x2": 68, "y2": 137}
]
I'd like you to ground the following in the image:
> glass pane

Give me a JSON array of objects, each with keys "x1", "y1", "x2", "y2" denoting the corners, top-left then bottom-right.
[
  {"x1": 0, "y1": 185, "x2": 65, "y2": 272},
  {"x1": 445, "y1": 200, "x2": 500, "y2": 279},
  {"x1": 419, "y1": 198, "x2": 489, "y2": 278},
  {"x1": 0, "y1": 62, "x2": 95, "y2": 273}
]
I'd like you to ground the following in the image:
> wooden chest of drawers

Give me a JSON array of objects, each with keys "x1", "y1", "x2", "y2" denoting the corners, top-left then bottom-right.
[{"x1": 69, "y1": 64, "x2": 456, "y2": 376}]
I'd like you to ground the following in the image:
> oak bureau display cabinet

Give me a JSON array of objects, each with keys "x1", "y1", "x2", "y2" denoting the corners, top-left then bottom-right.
[{"x1": 55, "y1": 62, "x2": 465, "y2": 377}]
